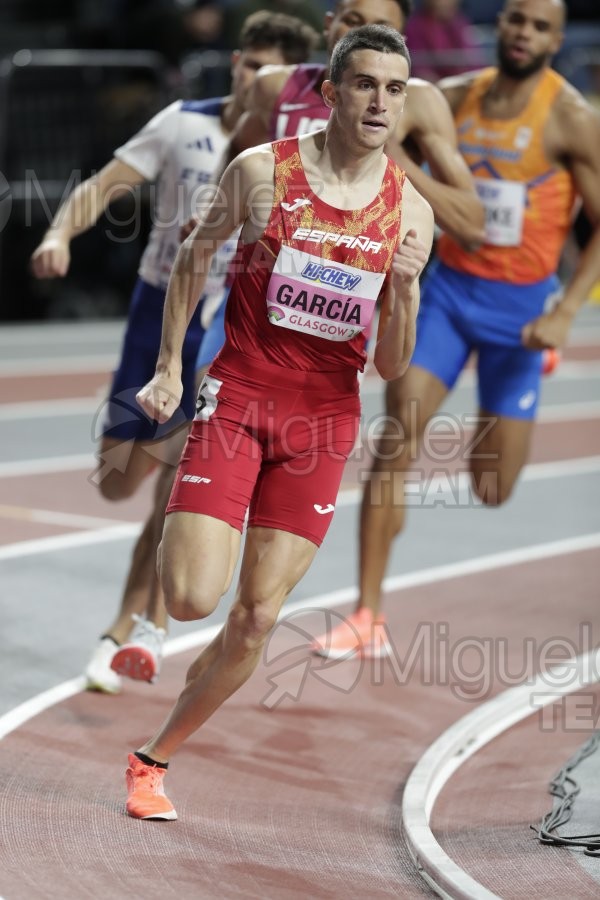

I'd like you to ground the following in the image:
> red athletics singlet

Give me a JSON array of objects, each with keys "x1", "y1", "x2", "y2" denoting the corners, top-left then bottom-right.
[
  {"x1": 271, "y1": 64, "x2": 330, "y2": 139},
  {"x1": 438, "y1": 68, "x2": 576, "y2": 284},
  {"x1": 170, "y1": 138, "x2": 405, "y2": 543},
  {"x1": 214, "y1": 136, "x2": 405, "y2": 378}
]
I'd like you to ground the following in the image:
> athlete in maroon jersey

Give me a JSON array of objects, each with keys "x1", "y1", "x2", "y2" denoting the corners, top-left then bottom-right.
[
  {"x1": 124, "y1": 25, "x2": 433, "y2": 821},
  {"x1": 271, "y1": 64, "x2": 330, "y2": 137}
]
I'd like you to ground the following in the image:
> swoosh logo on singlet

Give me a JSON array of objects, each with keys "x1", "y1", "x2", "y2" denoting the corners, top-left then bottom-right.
[{"x1": 279, "y1": 102, "x2": 313, "y2": 112}]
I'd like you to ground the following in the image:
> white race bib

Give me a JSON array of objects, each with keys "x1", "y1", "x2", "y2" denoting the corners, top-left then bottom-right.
[
  {"x1": 265, "y1": 245, "x2": 384, "y2": 343},
  {"x1": 475, "y1": 178, "x2": 526, "y2": 247}
]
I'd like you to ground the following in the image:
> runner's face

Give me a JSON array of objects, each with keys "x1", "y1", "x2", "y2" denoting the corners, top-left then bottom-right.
[
  {"x1": 325, "y1": 0, "x2": 405, "y2": 56},
  {"x1": 326, "y1": 48, "x2": 408, "y2": 150},
  {"x1": 230, "y1": 47, "x2": 287, "y2": 106},
  {"x1": 497, "y1": 0, "x2": 563, "y2": 79}
]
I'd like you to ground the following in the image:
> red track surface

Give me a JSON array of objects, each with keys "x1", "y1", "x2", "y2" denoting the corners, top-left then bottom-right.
[{"x1": 1, "y1": 339, "x2": 599, "y2": 897}]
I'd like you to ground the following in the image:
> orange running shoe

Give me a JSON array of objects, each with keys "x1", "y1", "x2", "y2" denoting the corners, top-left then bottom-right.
[
  {"x1": 125, "y1": 753, "x2": 177, "y2": 820},
  {"x1": 362, "y1": 616, "x2": 393, "y2": 660},
  {"x1": 311, "y1": 608, "x2": 391, "y2": 659}
]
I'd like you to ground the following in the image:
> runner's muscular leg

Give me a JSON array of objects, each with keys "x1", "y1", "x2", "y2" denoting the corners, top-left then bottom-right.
[
  {"x1": 93, "y1": 428, "x2": 187, "y2": 502},
  {"x1": 103, "y1": 510, "x2": 157, "y2": 644},
  {"x1": 359, "y1": 365, "x2": 449, "y2": 613},
  {"x1": 139, "y1": 525, "x2": 318, "y2": 762},
  {"x1": 469, "y1": 410, "x2": 535, "y2": 505},
  {"x1": 101, "y1": 427, "x2": 190, "y2": 639},
  {"x1": 142, "y1": 427, "x2": 190, "y2": 629},
  {"x1": 158, "y1": 511, "x2": 242, "y2": 623}
]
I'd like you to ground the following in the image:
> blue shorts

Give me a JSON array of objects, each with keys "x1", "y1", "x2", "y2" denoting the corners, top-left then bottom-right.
[
  {"x1": 196, "y1": 287, "x2": 228, "y2": 371},
  {"x1": 100, "y1": 279, "x2": 204, "y2": 441},
  {"x1": 412, "y1": 262, "x2": 561, "y2": 419}
]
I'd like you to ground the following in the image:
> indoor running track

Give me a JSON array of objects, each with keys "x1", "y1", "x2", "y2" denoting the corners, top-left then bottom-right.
[{"x1": 1, "y1": 312, "x2": 599, "y2": 899}]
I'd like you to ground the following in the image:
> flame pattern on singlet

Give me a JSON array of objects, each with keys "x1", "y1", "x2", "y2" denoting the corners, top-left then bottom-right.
[{"x1": 221, "y1": 137, "x2": 405, "y2": 373}]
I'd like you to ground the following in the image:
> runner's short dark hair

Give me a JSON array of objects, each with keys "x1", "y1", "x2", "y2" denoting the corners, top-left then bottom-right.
[{"x1": 329, "y1": 24, "x2": 410, "y2": 84}]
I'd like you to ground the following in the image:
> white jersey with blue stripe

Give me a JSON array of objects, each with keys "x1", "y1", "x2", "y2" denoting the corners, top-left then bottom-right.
[{"x1": 114, "y1": 98, "x2": 236, "y2": 292}]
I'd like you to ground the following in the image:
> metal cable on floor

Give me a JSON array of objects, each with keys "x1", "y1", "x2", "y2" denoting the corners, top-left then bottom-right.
[{"x1": 532, "y1": 730, "x2": 600, "y2": 857}]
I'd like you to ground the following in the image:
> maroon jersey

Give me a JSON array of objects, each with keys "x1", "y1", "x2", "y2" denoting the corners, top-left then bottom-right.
[{"x1": 271, "y1": 64, "x2": 330, "y2": 139}]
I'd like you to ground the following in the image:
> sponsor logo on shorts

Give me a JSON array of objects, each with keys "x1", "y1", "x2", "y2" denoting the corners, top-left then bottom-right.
[
  {"x1": 314, "y1": 503, "x2": 335, "y2": 515},
  {"x1": 518, "y1": 390, "x2": 536, "y2": 411},
  {"x1": 181, "y1": 474, "x2": 212, "y2": 484}
]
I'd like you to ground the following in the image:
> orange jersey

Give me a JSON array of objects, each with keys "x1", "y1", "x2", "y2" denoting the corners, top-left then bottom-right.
[{"x1": 438, "y1": 68, "x2": 576, "y2": 284}]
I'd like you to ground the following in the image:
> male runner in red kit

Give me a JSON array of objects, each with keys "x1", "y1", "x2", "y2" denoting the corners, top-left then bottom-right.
[
  {"x1": 123, "y1": 24, "x2": 433, "y2": 820},
  {"x1": 227, "y1": 0, "x2": 484, "y2": 248}
]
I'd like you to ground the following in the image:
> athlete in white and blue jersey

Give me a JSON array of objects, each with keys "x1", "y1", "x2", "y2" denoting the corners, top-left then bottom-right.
[{"x1": 30, "y1": 12, "x2": 319, "y2": 693}]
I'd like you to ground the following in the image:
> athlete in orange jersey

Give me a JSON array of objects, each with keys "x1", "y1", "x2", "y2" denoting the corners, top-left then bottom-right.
[
  {"x1": 122, "y1": 25, "x2": 434, "y2": 821},
  {"x1": 318, "y1": 0, "x2": 600, "y2": 660}
]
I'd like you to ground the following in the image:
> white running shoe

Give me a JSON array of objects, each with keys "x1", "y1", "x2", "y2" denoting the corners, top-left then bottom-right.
[
  {"x1": 110, "y1": 615, "x2": 166, "y2": 683},
  {"x1": 84, "y1": 637, "x2": 122, "y2": 694}
]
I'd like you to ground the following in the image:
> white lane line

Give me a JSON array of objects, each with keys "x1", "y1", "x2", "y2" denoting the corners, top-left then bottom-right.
[
  {"x1": 0, "y1": 397, "x2": 100, "y2": 420},
  {"x1": 0, "y1": 678, "x2": 86, "y2": 740},
  {"x1": 0, "y1": 525, "x2": 598, "y2": 815},
  {"x1": 336, "y1": 454, "x2": 600, "y2": 509},
  {"x1": 512, "y1": 454, "x2": 600, "y2": 481},
  {"x1": 2, "y1": 395, "x2": 600, "y2": 426},
  {"x1": 381, "y1": 531, "x2": 600, "y2": 593},
  {"x1": 0, "y1": 320, "x2": 597, "y2": 360},
  {"x1": 0, "y1": 504, "x2": 135, "y2": 530},
  {"x1": 402, "y1": 647, "x2": 600, "y2": 899},
  {"x1": 0, "y1": 354, "x2": 116, "y2": 376},
  {"x1": 359, "y1": 360, "x2": 600, "y2": 396},
  {"x1": 537, "y1": 401, "x2": 600, "y2": 422},
  {"x1": 0, "y1": 537, "x2": 597, "y2": 897},
  {"x1": 568, "y1": 326, "x2": 600, "y2": 346},
  {"x1": 0, "y1": 353, "x2": 600, "y2": 384},
  {"x1": 545, "y1": 361, "x2": 600, "y2": 379},
  {"x1": 0, "y1": 454, "x2": 95, "y2": 478},
  {"x1": 0, "y1": 322, "x2": 122, "y2": 347},
  {"x1": 0, "y1": 455, "x2": 598, "y2": 559},
  {"x1": 0, "y1": 524, "x2": 141, "y2": 561}
]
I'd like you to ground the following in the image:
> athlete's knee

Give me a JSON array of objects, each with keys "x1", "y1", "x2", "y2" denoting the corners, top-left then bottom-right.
[
  {"x1": 362, "y1": 464, "x2": 411, "y2": 525},
  {"x1": 370, "y1": 410, "x2": 420, "y2": 478},
  {"x1": 96, "y1": 470, "x2": 138, "y2": 502},
  {"x1": 161, "y1": 572, "x2": 219, "y2": 622},
  {"x1": 471, "y1": 467, "x2": 517, "y2": 507},
  {"x1": 228, "y1": 596, "x2": 280, "y2": 650}
]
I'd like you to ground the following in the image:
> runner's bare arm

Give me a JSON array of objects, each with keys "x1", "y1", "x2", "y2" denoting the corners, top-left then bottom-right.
[
  {"x1": 30, "y1": 159, "x2": 146, "y2": 278},
  {"x1": 374, "y1": 182, "x2": 434, "y2": 380},
  {"x1": 218, "y1": 65, "x2": 293, "y2": 173},
  {"x1": 389, "y1": 79, "x2": 484, "y2": 251},
  {"x1": 523, "y1": 91, "x2": 600, "y2": 349},
  {"x1": 179, "y1": 65, "x2": 294, "y2": 240},
  {"x1": 137, "y1": 147, "x2": 275, "y2": 422}
]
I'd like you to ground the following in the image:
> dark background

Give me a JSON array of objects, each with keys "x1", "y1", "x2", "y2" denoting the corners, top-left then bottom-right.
[{"x1": 0, "y1": 0, "x2": 598, "y2": 321}]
